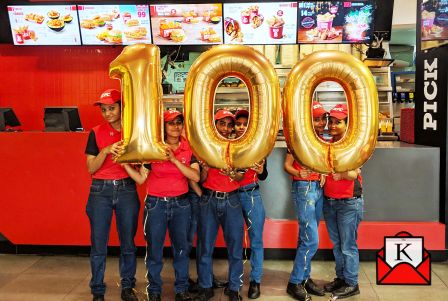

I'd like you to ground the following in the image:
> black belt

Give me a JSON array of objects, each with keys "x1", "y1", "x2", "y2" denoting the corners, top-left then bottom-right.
[
  {"x1": 293, "y1": 180, "x2": 320, "y2": 183},
  {"x1": 92, "y1": 177, "x2": 135, "y2": 186},
  {"x1": 326, "y1": 196, "x2": 361, "y2": 201},
  {"x1": 147, "y1": 193, "x2": 187, "y2": 202},
  {"x1": 204, "y1": 188, "x2": 238, "y2": 200},
  {"x1": 239, "y1": 183, "x2": 259, "y2": 192}
]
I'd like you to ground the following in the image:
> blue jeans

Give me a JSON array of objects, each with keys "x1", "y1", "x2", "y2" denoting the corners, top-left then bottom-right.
[
  {"x1": 187, "y1": 191, "x2": 201, "y2": 276},
  {"x1": 86, "y1": 179, "x2": 140, "y2": 296},
  {"x1": 289, "y1": 181, "x2": 323, "y2": 284},
  {"x1": 197, "y1": 190, "x2": 244, "y2": 292},
  {"x1": 239, "y1": 183, "x2": 265, "y2": 283},
  {"x1": 323, "y1": 197, "x2": 364, "y2": 286},
  {"x1": 143, "y1": 195, "x2": 191, "y2": 294}
]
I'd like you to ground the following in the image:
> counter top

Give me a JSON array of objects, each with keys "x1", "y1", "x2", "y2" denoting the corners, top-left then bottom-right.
[{"x1": 274, "y1": 140, "x2": 439, "y2": 149}]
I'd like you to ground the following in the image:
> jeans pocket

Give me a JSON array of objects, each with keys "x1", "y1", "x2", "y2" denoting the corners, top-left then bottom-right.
[
  {"x1": 122, "y1": 183, "x2": 137, "y2": 193},
  {"x1": 176, "y1": 198, "x2": 191, "y2": 209},
  {"x1": 89, "y1": 183, "x2": 104, "y2": 195},
  {"x1": 145, "y1": 198, "x2": 159, "y2": 212},
  {"x1": 227, "y1": 196, "x2": 241, "y2": 208}
]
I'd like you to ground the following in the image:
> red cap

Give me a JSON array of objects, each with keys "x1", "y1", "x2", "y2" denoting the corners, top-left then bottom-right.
[
  {"x1": 94, "y1": 89, "x2": 121, "y2": 106},
  {"x1": 214, "y1": 109, "x2": 235, "y2": 121},
  {"x1": 329, "y1": 104, "x2": 348, "y2": 120},
  {"x1": 163, "y1": 109, "x2": 183, "y2": 122},
  {"x1": 235, "y1": 109, "x2": 249, "y2": 119},
  {"x1": 312, "y1": 101, "x2": 327, "y2": 118}
]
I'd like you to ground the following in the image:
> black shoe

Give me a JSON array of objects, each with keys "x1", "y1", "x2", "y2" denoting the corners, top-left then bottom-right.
[
  {"x1": 332, "y1": 284, "x2": 360, "y2": 299},
  {"x1": 193, "y1": 288, "x2": 214, "y2": 301},
  {"x1": 224, "y1": 286, "x2": 230, "y2": 296},
  {"x1": 147, "y1": 293, "x2": 161, "y2": 301},
  {"x1": 212, "y1": 275, "x2": 228, "y2": 289},
  {"x1": 188, "y1": 278, "x2": 199, "y2": 294},
  {"x1": 175, "y1": 291, "x2": 192, "y2": 301},
  {"x1": 303, "y1": 279, "x2": 325, "y2": 296},
  {"x1": 324, "y1": 278, "x2": 346, "y2": 293},
  {"x1": 248, "y1": 281, "x2": 261, "y2": 299},
  {"x1": 121, "y1": 288, "x2": 138, "y2": 301},
  {"x1": 286, "y1": 282, "x2": 312, "y2": 301},
  {"x1": 228, "y1": 290, "x2": 242, "y2": 301},
  {"x1": 92, "y1": 295, "x2": 104, "y2": 301}
]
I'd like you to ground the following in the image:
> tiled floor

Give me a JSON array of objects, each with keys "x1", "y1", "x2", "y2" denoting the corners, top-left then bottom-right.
[{"x1": 0, "y1": 254, "x2": 446, "y2": 301}]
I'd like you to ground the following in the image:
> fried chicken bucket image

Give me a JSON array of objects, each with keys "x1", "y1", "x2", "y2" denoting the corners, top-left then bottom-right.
[{"x1": 267, "y1": 16, "x2": 285, "y2": 39}]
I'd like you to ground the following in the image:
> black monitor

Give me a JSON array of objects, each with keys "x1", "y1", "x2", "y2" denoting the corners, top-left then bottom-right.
[
  {"x1": 0, "y1": 108, "x2": 21, "y2": 131},
  {"x1": 373, "y1": 0, "x2": 394, "y2": 41},
  {"x1": 44, "y1": 107, "x2": 83, "y2": 132}
]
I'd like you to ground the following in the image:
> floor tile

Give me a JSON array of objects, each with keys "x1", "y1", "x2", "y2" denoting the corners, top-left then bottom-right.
[{"x1": 0, "y1": 254, "x2": 40, "y2": 274}]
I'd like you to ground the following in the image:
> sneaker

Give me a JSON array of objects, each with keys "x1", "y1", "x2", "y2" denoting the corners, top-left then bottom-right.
[
  {"x1": 303, "y1": 278, "x2": 325, "y2": 296},
  {"x1": 324, "y1": 278, "x2": 346, "y2": 293},
  {"x1": 332, "y1": 284, "x2": 360, "y2": 299},
  {"x1": 227, "y1": 289, "x2": 242, "y2": 301},
  {"x1": 121, "y1": 288, "x2": 138, "y2": 301},
  {"x1": 92, "y1": 295, "x2": 104, "y2": 301},
  {"x1": 175, "y1": 291, "x2": 192, "y2": 301},
  {"x1": 188, "y1": 278, "x2": 199, "y2": 294},
  {"x1": 248, "y1": 281, "x2": 261, "y2": 299},
  {"x1": 193, "y1": 288, "x2": 214, "y2": 301},
  {"x1": 147, "y1": 293, "x2": 161, "y2": 301},
  {"x1": 212, "y1": 275, "x2": 228, "y2": 289},
  {"x1": 286, "y1": 282, "x2": 312, "y2": 301}
]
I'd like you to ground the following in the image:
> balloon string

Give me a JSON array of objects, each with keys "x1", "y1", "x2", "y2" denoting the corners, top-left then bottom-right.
[{"x1": 240, "y1": 184, "x2": 257, "y2": 288}]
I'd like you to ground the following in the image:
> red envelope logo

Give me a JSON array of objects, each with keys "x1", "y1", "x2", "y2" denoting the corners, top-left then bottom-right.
[{"x1": 376, "y1": 231, "x2": 431, "y2": 285}]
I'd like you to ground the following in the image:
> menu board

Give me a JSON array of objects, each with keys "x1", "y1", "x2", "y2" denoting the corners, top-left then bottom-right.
[
  {"x1": 298, "y1": 1, "x2": 374, "y2": 44},
  {"x1": 7, "y1": 5, "x2": 81, "y2": 45},
  {"x1": 78, "y1": 5, "x2": 152, "y2": 45},
  {"x1": 421, "y1": 0, "x2": 448, "y2": 41},
  {"x1": 150, "y1": 4, "x2": 223, "y2": 45},
  {"x1": 223, "y1": 2, "x2": 298, "y2": 44}
]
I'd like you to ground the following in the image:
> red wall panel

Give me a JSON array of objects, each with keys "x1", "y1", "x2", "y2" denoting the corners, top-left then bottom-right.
[{"x1": 0, "y1": 45, "x2": 123, "y2": 131}]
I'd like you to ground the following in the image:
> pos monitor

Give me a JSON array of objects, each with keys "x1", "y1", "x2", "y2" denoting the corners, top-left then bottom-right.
[
  {"x1": 44, "y1": 107, "x2": 83, "y2": 132},
  {"x1": 0, "y1": 108, "x2": 21, "y2": 131}
]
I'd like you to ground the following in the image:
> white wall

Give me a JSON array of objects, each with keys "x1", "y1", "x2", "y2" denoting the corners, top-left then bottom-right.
[{"x1": 392, "y1": 0, "x2": 417, "y2": 25}]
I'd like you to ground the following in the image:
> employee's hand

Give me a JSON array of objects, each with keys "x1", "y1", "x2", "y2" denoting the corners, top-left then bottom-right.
[
  {"x1": 199, "y1": 161, "x2": 210, "y2": 172},
  {"x1": 332, "y1": 172, "x2": 343, "y2": 181},
  {"x1": 165, "y1": 147, "x2": 178, "y2": 164},
  {"x1": 320, "y1": 174, "x2": 326, "y2": 187},
  {"x1": 299, "y1": 168, "x2": 312, "y2": 179},
  {"x1": 251, "y1": 160, "x2": 265, "y2": 174},
  {"x1": 105, "y1": 140, "x2": 123, "y2": 157}
]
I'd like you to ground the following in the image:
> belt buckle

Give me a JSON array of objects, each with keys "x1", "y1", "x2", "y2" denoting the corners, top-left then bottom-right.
[
  {"x1": 215, "y1": 191, "x2": 226, "y2": 199},
  {"x1": 113, "y1": 179, "x2": 120, "y2": 186},
  {"x1": 163, "y1": 197, "x2": 170, "y2": 202}
]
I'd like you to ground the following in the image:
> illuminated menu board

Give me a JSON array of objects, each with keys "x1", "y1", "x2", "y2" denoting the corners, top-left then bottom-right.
[
  {"x1": 150, "y1": 4, "x2": 223, "y2": 45},
  {"x1": 78, "y1": 4, "x2": 151, "y2": 45},
  {"x1": 298, "y1": 1, "x2": 374, "y2": 44},
  {"x1": 7, "y1": 5, "x2": 81, "y2": 45},
  {"x1": 421, "y1": 0, "x2": 448, "y2": 42},
  {"x1": 223, "y1": 2, "x2": 298, "y2": 44}
]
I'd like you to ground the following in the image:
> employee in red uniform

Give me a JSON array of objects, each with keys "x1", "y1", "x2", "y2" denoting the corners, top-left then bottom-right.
[
  {"x1": 85, "y1": 89, "x2": 140, "y2": 301},
  {"x1": 234, "y1": 109, "x2": 268, "y2": 299},
  {"x1": 124, "y1": 110, "x2": 200, "y2": 301},
  {"x1": 284, "y1": 102, "x2": 327, "y2": 301},
  {"x1": 323, "y1": 104, "x2": 363, "y2": 299},
  {"x1": 194, "y1": 110, "x2": 244, "y2": 301}
]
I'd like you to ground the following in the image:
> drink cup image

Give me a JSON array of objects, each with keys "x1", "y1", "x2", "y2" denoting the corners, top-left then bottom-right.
[
  {"x1": 241, "y1": 9, "x2": 250, "y2": 24},
  {"x1": 422, "y1": 10, "x2": 435, "y2": 29},
  {"x1": 317, "y1": 13, "x2": 334, "y2": 31}
]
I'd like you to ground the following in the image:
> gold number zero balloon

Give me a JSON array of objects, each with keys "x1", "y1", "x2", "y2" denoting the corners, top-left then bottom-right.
[
  {"x1": 283, "y1": 50, "x2": 378, "y2": 173},
  {"x1": 109, "y1": 44, "x2": 166, "y2": 163},
  {"x1": 184, "y1": 45, "x2": 281, "y2": 169}
]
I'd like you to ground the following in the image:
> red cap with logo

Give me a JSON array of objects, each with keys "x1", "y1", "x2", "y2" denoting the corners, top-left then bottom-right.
[
  {"x1": 329, "y1": 104, "x2": 348, "y2": 120},
  {"x1": 214, "y1": 109, "x2": 236, "y2": 121},
  {"x1": 312, "y1": 101, "x2": 327, "y2": 118},
  {"x1": 235, "y1": 109, "x2": 249, "y2": 119},
  {"x1": 163, "y1": 109, "x2": 183, "y2": 122},
  {"x1": 94, "y1": 89, "x2": 121, "y2": 106}
]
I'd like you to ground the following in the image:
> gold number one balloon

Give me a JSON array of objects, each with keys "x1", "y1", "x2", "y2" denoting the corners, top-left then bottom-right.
[
  {"x1": 110, "y1": 44, "x2": 166, "y2": 163},
  {"x1": 283, "y1": 50, "x2": 378, "y2": 174},
  {"x1": 184, "y1": 45, "x2": 281, "y2": 169}
]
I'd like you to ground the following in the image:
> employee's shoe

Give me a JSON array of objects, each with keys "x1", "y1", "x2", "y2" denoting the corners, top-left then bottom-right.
[
  {"x1": 228, "y1": 290, "x2": 242, "y2": 301},
  {"x1": 121, "y1": 288, "x2": 138, "y2": 301},
  {"x1": 193, "y1": 288, "x2": 214, "y2": 301},
  {"x1": 92, "y1": 294, "x2": 104, "y2": 301},
  {"x1": 248, "y1": 281, "x2": 261, "y2": 299},
  {"x1": 188, "y1": 278, "x2": 199, "y2": 294},
  {"x1": 147, "y1": 293, "x2": 161, "y2": 301},
  {"x1": 175, "y1": 291, "x2": 192, "y2": 301},
  {"x1": 213, "y1": 275, "x2": 228, "y2": 289},
  {"x1": 303, "y1": 279, "x2": 325, "y2": 296},
  {"x1": 286, "y1": 282, "x2": 312, "y2": 301},
  {"x1": 331, "y1": 284, "x2": 360, "y2": 299},
  {"x1": 324, "y1": 278, "x2": 346, "y2": 293}
]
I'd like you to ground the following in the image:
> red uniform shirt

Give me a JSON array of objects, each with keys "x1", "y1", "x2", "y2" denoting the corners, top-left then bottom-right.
[
  {"x1": 203, "y1": 168, "x2": 240, "y2": 193},
  {"x1": 146, "y1": 137, "x2": 195, "y2": 197},
  {"x1": 324, "y1": 173, "x2": 363, "y2": 199},
  {"x1": 239, "y1": 169, "x2": 258, "y2": 187},
  {"x1": 292, "y1": 161, "x2": 321, "y2": 181},
  {"x1": 89, "y1": 122, "x2": 128, "y2": 180}
]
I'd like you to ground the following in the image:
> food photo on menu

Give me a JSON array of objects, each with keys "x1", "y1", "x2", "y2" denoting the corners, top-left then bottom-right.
[
  {"x1": 223, "y1": 2, "x2": 297, "y2": 44},
  {"x1": 78, "y1": 4, "x2": 151, "y2": 45},
  {"x1": 298, "y1": 1, "x2": 374, "y2": 44},
  {"x1": 150, "y1": 3, "x2": 223, "y2": 45},
  {"x1": 7, "y1": 5, "x2": 81, "y2": 45},
  {"x1": 421, "y1": 0, "x2": 448, "y2": 41}
]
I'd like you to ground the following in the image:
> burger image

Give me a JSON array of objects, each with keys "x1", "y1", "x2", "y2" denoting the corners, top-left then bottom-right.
[
  {"x1": 105, "y1": 30, "x2": 122, "y2": 44},
  {"x1": 170, "y1": 29, "x2": 186, "y2": 42}
]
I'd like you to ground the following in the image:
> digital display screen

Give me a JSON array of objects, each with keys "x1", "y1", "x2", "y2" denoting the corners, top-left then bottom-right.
[
  {"x1": 150, "y1": 4, "x2": 223, "y2": 45},
  {"x1": 297, "y1": 1, "x2": 374, "y2": 44},
  {"x1": 78, "y1": 4, "x2": 152, "y2": 45},
  {"x1": 7, "y1": 5, "x2": 81, "y2": 46},
  {"x1": 223, "y1": 2, "x2": 298, "y2": 44},
  {"x1": 421, "y1": 0, "x2": 448, "y2": 41}
]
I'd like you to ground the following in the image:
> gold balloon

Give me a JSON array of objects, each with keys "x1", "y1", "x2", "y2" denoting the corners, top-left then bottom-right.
[
  {"x1": 283, "y1": 50, "x2": 378, "y2": 173},
  {"x1": 184, "y1": 45, "x2": 281, "y2": 169},
  {"x1": 109, "y1": 44, "x2": 166, "y2": 163}
]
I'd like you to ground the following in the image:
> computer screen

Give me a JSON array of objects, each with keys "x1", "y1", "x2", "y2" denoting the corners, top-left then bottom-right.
[
  {"x1": 44, "y1": 107, "x2": 83, "y2": 132},
  {"x1": 0, "y1": 108, "x2": 21, "y2": 131}
]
